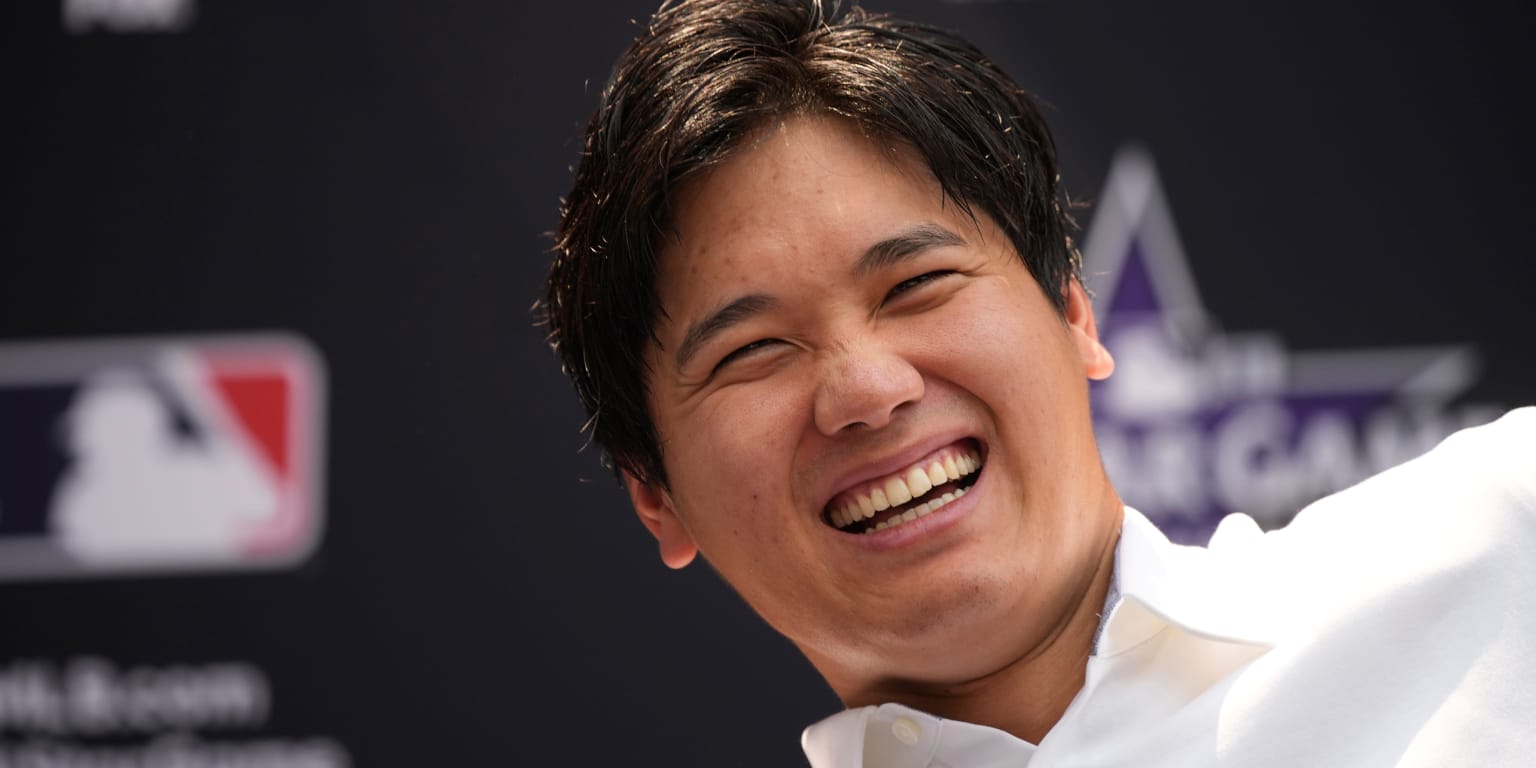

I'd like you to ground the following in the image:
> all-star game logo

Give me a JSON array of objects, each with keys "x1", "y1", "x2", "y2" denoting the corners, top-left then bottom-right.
[
  {"x1": 1084, "y1": 150, "x2": 1500, "y2": 544},
  {"x1": 0, "y1": 334, "x2": 325, "y2": 580}
]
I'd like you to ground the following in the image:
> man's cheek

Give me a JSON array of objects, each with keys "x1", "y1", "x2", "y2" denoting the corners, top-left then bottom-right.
[{"x1": 699, "y1": 422, "x2": 793, "y2": 506}]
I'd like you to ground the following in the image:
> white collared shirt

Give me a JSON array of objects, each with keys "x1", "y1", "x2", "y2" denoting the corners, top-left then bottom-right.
[{"x1": 803, "y1": 407, "x2": 1536, "y2": 767}]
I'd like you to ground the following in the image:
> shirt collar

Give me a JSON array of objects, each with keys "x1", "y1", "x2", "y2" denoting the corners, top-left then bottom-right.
[{"x1": 1100, "y1": 506, "x2": 1275, "y2": 656}]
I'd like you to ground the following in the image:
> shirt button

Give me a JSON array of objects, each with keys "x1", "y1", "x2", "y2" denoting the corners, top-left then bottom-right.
[{"x1": 891, "y1": 716, "x2": 922, "y2": 746}]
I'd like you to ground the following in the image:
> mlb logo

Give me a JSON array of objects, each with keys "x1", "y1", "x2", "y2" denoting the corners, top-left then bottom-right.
[{"x1": 0, "y1": 334, "x2": 326, "y2": 580}]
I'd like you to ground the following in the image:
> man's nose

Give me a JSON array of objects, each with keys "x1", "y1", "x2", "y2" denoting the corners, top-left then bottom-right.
[{"x1": 813, "y1": 341, "x2": 924, "y2": 435}]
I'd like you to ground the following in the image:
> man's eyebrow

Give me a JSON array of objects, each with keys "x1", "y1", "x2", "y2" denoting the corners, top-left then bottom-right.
[
  {"x1": 675, "y1": 293, "x2": 779, "y2": 371},
  {"x1": 671, "y1": 225, "x2": 962, "y2": 370},
  {"x1": 853, "y1": 224, "x2": 967, "y2": 275}
]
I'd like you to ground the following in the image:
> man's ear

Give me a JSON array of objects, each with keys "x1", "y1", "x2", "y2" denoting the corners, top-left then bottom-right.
[
  {"x1": 624, "y1": 471, "x2": 698, "y2": 569},
  {"x1": 1064, "y1": 279, "x2": 1115, "y2": 381}
]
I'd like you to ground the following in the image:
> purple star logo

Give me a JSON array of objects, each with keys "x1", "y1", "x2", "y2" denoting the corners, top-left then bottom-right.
[{"x1": 1084, "y1": 149, "x2": 1500, "y2": 544}]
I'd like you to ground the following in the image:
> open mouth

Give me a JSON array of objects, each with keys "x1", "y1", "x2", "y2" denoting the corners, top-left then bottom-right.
[{"x1": 823, "y1": 440, "x2": 984, "y2": 534}]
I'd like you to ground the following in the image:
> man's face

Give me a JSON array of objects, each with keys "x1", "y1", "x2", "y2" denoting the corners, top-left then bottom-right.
[{"x1": 630, "y1": 115, "x2": 1118, "y2": 688}]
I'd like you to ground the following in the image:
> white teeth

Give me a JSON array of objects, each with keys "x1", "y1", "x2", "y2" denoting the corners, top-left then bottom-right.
[
  {"x1": 905, "y1": 467, "x2": 932, "y2": 497},
  {"x1": 857, "y1": 495, "x2": 875, "y2": 519},
  {"x1": 871, "y1": 487, "x2": 890, "y2": 511},
  {"x1": 927, "y1": 462, "x2": 947, "y2": 486},
  {"x1": 836, "y1": 449, "x2": 984, "y2": 531},
  {"x1": 856, "y1": 487, "x2": 956, "y2": 533}
]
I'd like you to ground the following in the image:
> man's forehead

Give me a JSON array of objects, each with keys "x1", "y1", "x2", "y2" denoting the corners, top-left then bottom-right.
[{"x1": 659, "y1": 118, "x2": 950, "y2": 265}]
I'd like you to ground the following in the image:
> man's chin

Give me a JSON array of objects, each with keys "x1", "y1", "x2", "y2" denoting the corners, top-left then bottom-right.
[{"x1": 803, "y1": 581, "x2": 1032, "y2": 686}]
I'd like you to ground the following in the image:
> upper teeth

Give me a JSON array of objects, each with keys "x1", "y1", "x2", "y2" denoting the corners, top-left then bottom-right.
[{"x1": 829, "y1": 449, "x2": 981, "y2": 530}]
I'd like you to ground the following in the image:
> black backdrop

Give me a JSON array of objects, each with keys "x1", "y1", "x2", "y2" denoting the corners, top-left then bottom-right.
[{"x1": 3, "y1": 1, "x2": 1533, "y2": 765}]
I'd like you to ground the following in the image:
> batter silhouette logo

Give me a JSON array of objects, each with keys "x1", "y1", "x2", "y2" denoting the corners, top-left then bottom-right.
[
  {"x1": 1084, "y1": 149, "x2": 1499, "y2": 544},
  {"x1": 0, "y1": 334, "x2": 325, "y2": 580}
]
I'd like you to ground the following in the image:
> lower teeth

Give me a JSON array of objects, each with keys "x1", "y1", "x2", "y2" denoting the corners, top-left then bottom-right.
[{"x1": 865, "y1": 487, "x2": 967, "y2": 534}]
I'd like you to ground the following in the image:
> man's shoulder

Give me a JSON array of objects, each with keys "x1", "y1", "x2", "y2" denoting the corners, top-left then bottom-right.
[
  {"x1": 1189, "y1": 408, "x2": 1536, "y2": 764},
  {"x1": 1369, "y1": 405, "x2": 1535, "y2": 496},
  {"x1": 1289, "y1": 405, "x2": 1535, "y2": 535},
  {"x1": 1198, "y1": 406, "x2": 1535, "y2": 622}
]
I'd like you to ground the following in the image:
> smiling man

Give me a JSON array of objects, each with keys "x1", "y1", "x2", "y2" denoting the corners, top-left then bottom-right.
[
  {"x1": 634, "y1": 112, "x2": 1120, "y2": 744},
  {"x1": 541, "y1": 1, "x2": 1535, "y2": 766}
]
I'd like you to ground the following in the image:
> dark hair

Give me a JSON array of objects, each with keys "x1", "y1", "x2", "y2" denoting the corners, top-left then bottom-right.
[{"x1": 542, "y1": 0, "x2": 1080, "y2": 487}]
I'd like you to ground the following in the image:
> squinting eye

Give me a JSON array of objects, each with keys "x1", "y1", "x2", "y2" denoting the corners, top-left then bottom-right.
[
  {"x1": 886, "y1": 270, "x2": 957, "y2": 300},
  {"x1": 714, "y1": 339, "x2": 779, "y2": 372}
]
